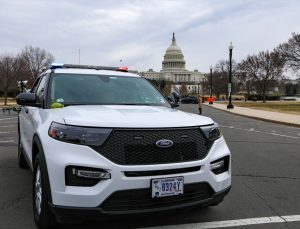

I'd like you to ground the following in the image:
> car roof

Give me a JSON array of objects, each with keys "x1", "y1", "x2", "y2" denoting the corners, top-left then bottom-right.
[{"x1": 44, "y1": 68, "x2": 141, "y2": 78}]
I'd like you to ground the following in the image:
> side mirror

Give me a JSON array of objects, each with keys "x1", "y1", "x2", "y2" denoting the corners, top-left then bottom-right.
[
  {"x1": 16, "y1": 93, "x2": 40, "y2": 107},
  {"x1": 166, "y1": 95, "x2": 180, "y2": 108}
]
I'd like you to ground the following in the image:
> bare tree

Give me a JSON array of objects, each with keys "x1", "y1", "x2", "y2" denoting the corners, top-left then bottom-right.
[
  {"x1": 179, "y1": 83, "x2": 188, "y2": 96},
  {"x1": 209, "y1": 60, "x2": 237, "y2": 100},
  {"x1": 239, "y1": 50, "x2": 284, "y2": 102},
  {"x1": 159, "y1": 79, "x2": 167, "y2": 92},
  {"x1": 234, "y1": 70, "x2": 255, "y2": 99},
  {"x1": 277, "y1": 33, "x2": 300, "y2": 72},
  {"x1": 21, "y1": 46, "x2": 54, "y2": 81},
  {"x1": 201, "y1": 74, "x2": 210, "y2": 96},
  {"x1": 163, "y1": 81, "x2": 172, "y2": 96},
  {"x1": 0, "y1": 54, "x2": 23, "y2": 105}
]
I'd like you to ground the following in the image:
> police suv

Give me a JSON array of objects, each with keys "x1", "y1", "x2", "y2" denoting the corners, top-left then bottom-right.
[{"x1": 16, "y1": 64, "x2": 231, "y2": 228}]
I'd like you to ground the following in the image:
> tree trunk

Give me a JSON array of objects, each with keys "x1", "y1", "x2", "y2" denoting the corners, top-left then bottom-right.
[
  {"x1": 4, "y1": 90, "x2": 7, "y2": 106},
  {"x1": 262, "y1": 90, "x2": 266, "y2": 103},
  {"x1": 262, "y1": 82, "x2": 266, "y2": 103}
]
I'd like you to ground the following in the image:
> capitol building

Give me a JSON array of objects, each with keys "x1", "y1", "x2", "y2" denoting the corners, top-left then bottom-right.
[{"x1": 142, "y1": 33, "x2": 205, "y2": 94}]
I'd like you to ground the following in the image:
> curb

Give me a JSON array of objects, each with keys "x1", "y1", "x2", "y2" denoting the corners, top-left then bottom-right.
[{"x1": 204, "y1": 104, "x2": 300, "y2": 128}]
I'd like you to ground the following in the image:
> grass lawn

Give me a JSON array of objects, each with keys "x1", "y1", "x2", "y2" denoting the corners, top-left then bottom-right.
[
  {"x1": 0, "y1": 97, "x2": 17, "y2": 108},
  {"x1": 217, "y1": 101, "x2": 300, "y2": 115}
]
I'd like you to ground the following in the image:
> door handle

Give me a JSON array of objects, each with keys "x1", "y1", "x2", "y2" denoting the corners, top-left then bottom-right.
[{"x1": 24, "y1": 108, "x2": 29, "y2": 114}]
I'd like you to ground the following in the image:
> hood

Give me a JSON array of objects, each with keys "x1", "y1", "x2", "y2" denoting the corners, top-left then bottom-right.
[{"x1": 51, "y1": 105, "x2": 214, "y2": 128}]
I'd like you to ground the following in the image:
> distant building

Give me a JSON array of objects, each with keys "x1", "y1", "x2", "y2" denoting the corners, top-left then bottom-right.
[{"x1": 142, "y1": 33, "x2": 205, "y2": 94}]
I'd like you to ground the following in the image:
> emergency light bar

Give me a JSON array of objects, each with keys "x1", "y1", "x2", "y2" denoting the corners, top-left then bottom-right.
[{"x1": 49, "y1": 63, "x2": 128, "y2": 72}]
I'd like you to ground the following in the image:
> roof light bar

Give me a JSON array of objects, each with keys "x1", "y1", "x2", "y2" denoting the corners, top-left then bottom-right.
[
  {"x1": 49, "y1": 63, "x2": 128, "y2": 72},
  {"x1": 118, "y1": 67, "x2": 129, "y2": 72},
  {"x1": 50, "y1": 63, "x2": 64, "y2": 69}
]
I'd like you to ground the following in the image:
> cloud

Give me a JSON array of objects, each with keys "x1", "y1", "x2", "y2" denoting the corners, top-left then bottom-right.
[{"x1": 0, "y1": 0, "x2": 299, "y2": 75}]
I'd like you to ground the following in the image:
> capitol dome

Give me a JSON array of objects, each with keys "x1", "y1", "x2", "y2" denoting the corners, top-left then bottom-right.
[{"x1": 162, "y1": 33, "x2": 186, "y2": 70}]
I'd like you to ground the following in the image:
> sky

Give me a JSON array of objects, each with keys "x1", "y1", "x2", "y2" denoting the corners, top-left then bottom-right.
[{"x1": 0, "y1": 0, "x2": 299, "y2": 76}]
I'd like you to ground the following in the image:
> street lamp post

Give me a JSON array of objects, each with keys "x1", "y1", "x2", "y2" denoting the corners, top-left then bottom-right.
[
  {"x1": 209, "y1": 66, "x2": 213, "y2": 104},
  {"x1": 227, "y1": 42, "x2": 234, "y2": 109}
]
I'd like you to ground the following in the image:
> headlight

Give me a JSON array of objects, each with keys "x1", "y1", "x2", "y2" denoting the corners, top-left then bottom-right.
[
  {"x1": 201, "y1": 123, "x2": 222, "y2": 142},
  {"x1": 48, "y1": 122, "x2": 112, "y2": 146}
]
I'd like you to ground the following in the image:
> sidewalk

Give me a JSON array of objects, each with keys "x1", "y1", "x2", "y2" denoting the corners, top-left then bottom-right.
[{"x1": 205, "y1": 103, "x2": 300, "y2": 127}]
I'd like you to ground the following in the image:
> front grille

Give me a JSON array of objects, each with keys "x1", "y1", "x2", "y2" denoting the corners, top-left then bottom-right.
[
  {"x1": 92, "y1": 127, "x2": 212, "y2": 165},
  {"x1": 91, "y1": 127, "x2": 212, "y2": 165},
  {"x1": 101, "y1": 182, "x2": 213, "y2": 212}
]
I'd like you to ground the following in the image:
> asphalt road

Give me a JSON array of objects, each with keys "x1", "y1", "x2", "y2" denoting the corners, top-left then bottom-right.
[{"x1": 0, "y1": 105, "x2": 299, "y2": 229}]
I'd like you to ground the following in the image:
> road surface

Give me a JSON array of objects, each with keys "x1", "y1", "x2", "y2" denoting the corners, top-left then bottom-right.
[{"x1": 0, "y1": 104, "x2": 299, "y2": 229}]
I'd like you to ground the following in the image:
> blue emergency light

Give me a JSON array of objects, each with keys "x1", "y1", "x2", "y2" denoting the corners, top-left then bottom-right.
[{"x1": 49, "y1": 63, "x2": 128, "y2": 72}]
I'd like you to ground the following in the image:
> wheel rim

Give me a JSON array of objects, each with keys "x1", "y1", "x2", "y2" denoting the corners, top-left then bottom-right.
[{"x1": 35, "y1": 166, "x2": 42, "y2": 215}]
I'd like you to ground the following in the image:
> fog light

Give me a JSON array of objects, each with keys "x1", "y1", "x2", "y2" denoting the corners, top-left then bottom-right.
[
  {"x1": 210, "y1": 160, "x2": 224, "y2": 170},
  {"x1": 66, "y1": 166, "x2": 111, "y2": 187},
  {"x1": 72, "y1": 168, "x2": 111, "y2": 179},
  {"x1": 210, "y1": 156, "x2": 229, "y2": 175}
]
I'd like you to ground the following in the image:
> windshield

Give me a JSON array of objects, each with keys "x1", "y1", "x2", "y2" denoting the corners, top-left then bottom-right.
[{"x1": 50, "y1": 73, "x2": 169, "y2": 106}]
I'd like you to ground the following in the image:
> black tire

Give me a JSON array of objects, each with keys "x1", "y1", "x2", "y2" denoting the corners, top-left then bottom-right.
[
  {"x1": 18, "y1": 122, "x2": 29, "y2": 169},
  {"x1": 33, "y1": 155, "x2": 56, "y2": 229}
]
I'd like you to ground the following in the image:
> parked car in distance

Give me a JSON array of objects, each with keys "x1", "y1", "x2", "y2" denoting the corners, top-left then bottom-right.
[{"x1": 181, "y1": 96, "x2": 198, "y2": 104}]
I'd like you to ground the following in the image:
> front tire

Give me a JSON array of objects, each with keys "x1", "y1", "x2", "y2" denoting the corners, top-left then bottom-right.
[{"x1": 33, "y1": 155, "x2": 56, "y2": 229}]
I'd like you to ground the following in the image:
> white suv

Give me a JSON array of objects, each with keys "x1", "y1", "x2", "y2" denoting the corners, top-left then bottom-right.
[{"x1": 17, "y1": 64, "x2": 231, "y2": 229}]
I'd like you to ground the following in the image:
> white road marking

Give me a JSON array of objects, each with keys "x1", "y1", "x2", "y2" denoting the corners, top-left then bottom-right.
[
  {"x1": 0, "y1": 125, "x2": 17, "y2": 128},
  {"x1": 283, "y1": 215, "x2": 300, "y2": 222},
  {"x1": 0, "y1": 117, "x2": 17, "y2": 121},
  {"x1": 0, "y1": 140, "x2": 14, "y2": 143},
  {"x1": 0, "y1": 131, "x2": 15, "y2": 134},
  {"x1": 143, "y1": 215, "x2": 300, "y2": 229},
  {"x1": 0, "y1": 120, "x2": 17, "y2": 123},
  {"x1": 220, "y1": 125, "x2": 300, "y2": 140},
  {"x1": 249, "y1": 128, "x2": 254, "y2": 131}
]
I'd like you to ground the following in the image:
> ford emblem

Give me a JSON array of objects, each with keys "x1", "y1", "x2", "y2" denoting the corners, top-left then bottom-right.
[{"x1": 156, "y1": 139, "x2": 173, "y2": 148}]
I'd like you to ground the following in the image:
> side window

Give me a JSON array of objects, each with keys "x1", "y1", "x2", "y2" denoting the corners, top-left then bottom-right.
[
  {"x1": 30, "y1": 77, "x2": 41, "y2": 93},
  {"x1": 36, "y1": 76, "x2": 47, "y2": 105}
]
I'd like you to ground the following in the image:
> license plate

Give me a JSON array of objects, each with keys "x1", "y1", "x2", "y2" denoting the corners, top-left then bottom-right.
[{"x1": 151, "y1": 176, "x2": 184, "y2": 198}]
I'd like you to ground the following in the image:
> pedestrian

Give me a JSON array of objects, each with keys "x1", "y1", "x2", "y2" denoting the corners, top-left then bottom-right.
[{"x1": 198, "y1": 95, "x2": 202, "y2": 115}]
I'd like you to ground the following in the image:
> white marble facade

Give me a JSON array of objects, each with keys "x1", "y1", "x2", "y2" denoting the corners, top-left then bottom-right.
[{"x1": 142, "y1": 33, "x2": 205, "y2": 94}]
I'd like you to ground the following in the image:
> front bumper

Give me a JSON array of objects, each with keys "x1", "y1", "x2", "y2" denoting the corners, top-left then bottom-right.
[
  {"x1": 42, "y1": 134, "x2": 231, "y2": 208},
  {"x1": 50, "y1": 185, "x2": 231, "y2": 221}
]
